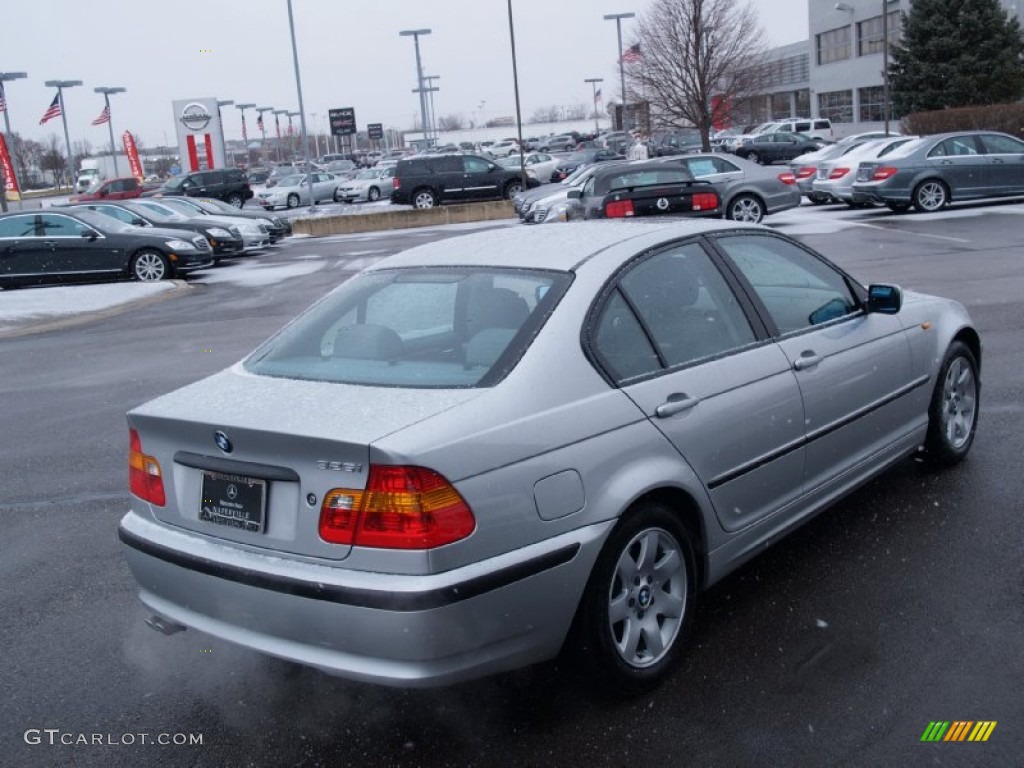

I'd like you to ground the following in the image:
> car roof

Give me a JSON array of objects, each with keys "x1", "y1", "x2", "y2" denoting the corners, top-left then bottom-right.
[{"x1": 370, "y1": 220, "x2": 762, "y2": 273}]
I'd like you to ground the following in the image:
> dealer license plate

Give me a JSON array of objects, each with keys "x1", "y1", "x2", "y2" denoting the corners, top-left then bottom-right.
[{"x1": 199, "y1": 471, "x2": 267, "y2": 534}]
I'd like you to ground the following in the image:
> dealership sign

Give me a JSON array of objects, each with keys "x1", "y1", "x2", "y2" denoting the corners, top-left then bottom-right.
[
  {"x1": 179, "y1": 102, "x2": 213, "y2": 131},
  {"x1": 367, "y1": 123, "x2": 384, "y2": 140},
  {"x1": 329, "y1": 108, "x2": 356, "y2": 136},
  {"x1": 172, "y1": 97, "x2": 226, "y2": 172}
]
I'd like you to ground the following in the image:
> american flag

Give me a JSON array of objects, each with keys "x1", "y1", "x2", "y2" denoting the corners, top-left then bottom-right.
[
  {"x1": 91, "y1": 105, "x2": 110, "y2": 126},
  {"x1": 621, "y1": 43, "x2": 642, "y2": 64},
  {"x1": 275, "y1": 113, "x2": 281, "y2": 139},
  {"x1": 241, "y1": 114, "x2": 248, "y2": 141},
  {"x1": 0, "y1": 82, "x2": 7, "y2": 114},
  {"x1": 594, "y1": 88, "x2": 602, "y2": 103},
  {"x1": 39, "y1": 93, "x2": 62, "y2": 125},
  {"x1": 256, "y1": 113, "x2": 264, "y2": 132}
]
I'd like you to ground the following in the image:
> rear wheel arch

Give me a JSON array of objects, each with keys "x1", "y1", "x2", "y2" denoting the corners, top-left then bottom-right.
[{"x1": 627, "y1": 487, "x2": 709, "y2": 590}]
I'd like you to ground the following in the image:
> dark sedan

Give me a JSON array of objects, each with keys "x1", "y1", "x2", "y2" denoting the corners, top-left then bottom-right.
[
  {"x1": 66, "y1": 201, "x2": 245, "y2": 258},
  {"x1": 564, "y1": 161, "x2": 722, "y2": 220},
  {"x1": 190, "y1": 197, "x2": 292, "y2": 240},
  {"x1": 0, "y1": 209, "x2": 214, "y2": 287},
  {"x1": 550, "y1": 148, "x2": 623, "y2": 182},
  {"x1": 850, "y1": 131, "x2": 1024, "y2": 212},
  {"x1": 733, "y1": 131, "x2": 825, "y2": 165}
]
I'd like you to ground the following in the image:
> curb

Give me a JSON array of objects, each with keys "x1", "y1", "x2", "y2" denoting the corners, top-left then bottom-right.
[
  {"x1": 0, "y1": 280, "x2": 193, "y2": 340},
  {"x1": 291, "y1": 200, "x2": 516, "y2": 236}
]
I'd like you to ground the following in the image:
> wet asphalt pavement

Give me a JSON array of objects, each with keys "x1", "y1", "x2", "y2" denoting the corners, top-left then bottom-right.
[{"x1": 1, "y1": 203, "x2": 1022, "y2": 767}]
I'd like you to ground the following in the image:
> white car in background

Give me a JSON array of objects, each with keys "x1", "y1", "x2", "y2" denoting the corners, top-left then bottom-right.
[
  {"x1": 255, "y1": 173, "x2": 340, "y2": 210},
  {"x1": 498, "y1": 152, "x2": 560, "y2": 183},
  {"x1": 333, "y1": 166, "x2": 396, "y2": 203},
  {"x1": 488, "y1": 139, "x2": 521, "y2": 157}
]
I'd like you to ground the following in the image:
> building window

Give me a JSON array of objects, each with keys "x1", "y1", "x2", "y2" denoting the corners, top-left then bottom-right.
[
  {"x1": 816, "y1": 26, "x2": 852, "y2": 65},
  {"x1": 763, "y1": 54, "x2": 810, "y2": 87},
  {"x1": 858, "y1": 86, "x2": 886, "y2": 122},
  {"x1": 857, "y1": 11, "x2": 901, "y2": 56},
  {"x1": 771, "y1": 92, "x2": 793, "y2": 118},
  {"x1": 818, "y1": 90, "x2": 854, "y2": 123},
  {"x1": 795, "y1": 89, "x2": 810, "y2": 116}
]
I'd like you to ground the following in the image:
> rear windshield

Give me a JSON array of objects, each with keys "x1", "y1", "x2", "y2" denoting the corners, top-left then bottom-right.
[{"x1": 244, "y1": 267, "x2": 572, "y2": 388}]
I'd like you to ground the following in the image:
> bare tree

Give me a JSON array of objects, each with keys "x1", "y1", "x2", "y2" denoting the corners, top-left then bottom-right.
[
  {"x1": 7, "y1": 132, "x2": 43, "y2": 185},
  {"x1": 528, "y1": 105, "x2": 561, "y2": 124},
  {"x1": 437, "y1": 113, "x2": 466, "y2": 131},
  {"x1": 626, "y1": 0, "x2": 768, "y2": 150},
  {"x1": 40, "y1": 134, "x2": 67, "y2": 189}
]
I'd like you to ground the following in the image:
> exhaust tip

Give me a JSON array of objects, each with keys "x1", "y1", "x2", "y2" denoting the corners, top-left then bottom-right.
[{"x1": 145, "y1": 615, "x2": 187, "y2": 636}]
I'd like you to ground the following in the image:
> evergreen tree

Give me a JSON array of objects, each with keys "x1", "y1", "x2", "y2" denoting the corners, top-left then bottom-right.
[{"x1": 888, "y1": 0, "x2": 1024, "y2": 115}]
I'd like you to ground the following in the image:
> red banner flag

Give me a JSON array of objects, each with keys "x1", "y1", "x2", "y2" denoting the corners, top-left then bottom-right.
[
  {"x1": 0, "y1": 132, "x2": 21, "y2": 202},
  {"x1": 122, "y1": 130, "x2": 144, "y2": 182}
]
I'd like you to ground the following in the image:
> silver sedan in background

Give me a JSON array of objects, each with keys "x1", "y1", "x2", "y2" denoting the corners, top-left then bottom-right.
[
  {"x1": 120, "y1": 220, "x2": 979, "y2": 694},
  {"x1": 333, "y1": 166, "x2": 396, "y2": 203},
  {"x1": 255, "y1": 173, "x2": 341, "y2": 210},
  {"x1": 810, "y1": 136, "x2": 917, "y2": 206}
]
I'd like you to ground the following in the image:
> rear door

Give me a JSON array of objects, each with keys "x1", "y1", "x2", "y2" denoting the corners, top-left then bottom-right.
[
  {"x1": 40, "y1": 213, "x2": 124, "y2": 274},
  {"x1": 590, "y1": 238, "x2": 807, "y2": 532},
  {"x1": 925, "y1": 135, "x2": 987, "y2": 198},
  {"x1": 977, "y1": 133, "x2": 1024, "y2": 196}
]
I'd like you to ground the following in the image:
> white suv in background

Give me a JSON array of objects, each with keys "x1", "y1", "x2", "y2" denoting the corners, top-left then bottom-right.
[{"x1": 767, "y1": 118, "x2": 834, "y2": 142}]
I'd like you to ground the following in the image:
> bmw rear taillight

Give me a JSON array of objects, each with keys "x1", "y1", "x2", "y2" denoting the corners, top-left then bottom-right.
[
  {"x1": 796, "y1": 166, "x2": 815, "y2": 180},
  {"x1": 319, "y1": 465, "x2": 475, "y2": 549},
  {"x1": 604, "y1": 199, "x2": 635, "y2": 218},
  {"x1": 829, "y1": 167, "x2": 850, "y2": 180},
  {"x1": 692, "y1": 192, "x2": 719, "y2": 210},
  {"x1": 777, "y1": 172, "x2": 796, "y2": 185},
  {"x1": 873, "y1": 166, "x2": 898, "y2": 181},
  {"x1": 129, "y1": 428, "x2": 165, "y2": 506}
]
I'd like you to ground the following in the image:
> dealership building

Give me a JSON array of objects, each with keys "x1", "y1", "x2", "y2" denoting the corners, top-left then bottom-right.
[{"x1": 748, "y1": 0, "x2": 1023, "y2": 137}]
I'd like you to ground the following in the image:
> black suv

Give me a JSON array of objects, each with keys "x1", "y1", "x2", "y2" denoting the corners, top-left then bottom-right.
[
  {"x1": 390, "y1": 154, "x2": 537, "y2": 209},
  {"x1": 144, "y1": 168, "x2": 253, "y2": 208}
]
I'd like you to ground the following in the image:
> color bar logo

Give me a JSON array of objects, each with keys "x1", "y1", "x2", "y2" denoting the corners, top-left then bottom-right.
[{"x1": 921, "y1": 721, "x2": 997, "y2": 742}]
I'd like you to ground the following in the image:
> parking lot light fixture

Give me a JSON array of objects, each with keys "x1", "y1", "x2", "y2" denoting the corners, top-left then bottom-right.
[
  {"x1": 286, "y1": 0, "x2": 316, "y2": 211},
  {"x1": 256, "y1": 107, "x2": 273, "y2": 164},
  {"x1": 0, "y1": 72, "x2": 29, "y2": 210},
  {"x1": 603, "y1": 13, "x2": 635, "y2": 131},
  {"x1": 399, "y1": 29, "x2": 432, "y2": 147},
  {"x1": 216, "y1": 99, "x2": 234, "y2": 168},
  {"x1": 44, "y1": 79, "x2": 83, "y2": 191},
  {"x1": 235, "y1": 103, "x2": 256, "y2": 169},
  {"x1": 272, "y1": 109, "x2": 289, "y2": 163},
  {"x1": 506, "y1": 0, "x2": 528, "y2": 192},
  {"x1": 585, "y1": 78, "x2": 604, "y2": 135},
  {"x1": 94, "y1": 87, "x2": 126, "y2": 176}
]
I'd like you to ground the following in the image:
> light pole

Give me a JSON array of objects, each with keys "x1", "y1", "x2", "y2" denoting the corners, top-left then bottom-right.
[
  {"x1": 286, "y1": 0, "x2": 316, "y2": 211},
  {"x1": 256, "y1": 107, "x2": 273, "y2": 165},
  {"x1": 882, "y1": 0, "x2": 897, "y2": 135},
  {"x1": 506, "y1": 0, "x2": 527, "y2": 192},
  {"x1": 0, "y1": 71, "x2": 28, "y2": 210},
  {"x1": 43, "y1": 79, "x2": 83, "y2": 190},
  {"x1": 399, "y1": 29, "x2": 432, "y2": 147},
  {"x1": 287, "y1": 111, "x2": 300, "y2": 159},
  {"x1": 216, "y1": 99, "x2": 233, "y2": 168},
  {"x1": 424, "y1": 75, "x2": 440, "y2": 140},
  {"x1": 585, "y1": 77, "x2": 604, "y2": 134},
  {"x1": 603, "y1": 12, "x2": 635, "y2": 132},
  {"x1": 93, "y1": 87, "x2": 125, "y2": 176},
  {"x1": 235, "y1": 103, "x2": 256, "y2": 169},
  {"x1": 272, "y1": 109, "x2": 288, "y2": 162}
]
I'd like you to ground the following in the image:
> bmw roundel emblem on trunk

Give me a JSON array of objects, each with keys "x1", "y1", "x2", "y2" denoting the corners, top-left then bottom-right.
[{"x1": 213, "y1": 430, "x2": 233, "y2": 454}]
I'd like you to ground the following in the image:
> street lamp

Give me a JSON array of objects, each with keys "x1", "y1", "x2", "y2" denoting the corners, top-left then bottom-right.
[
  {"x1": 287, "y1": 111, "x2": 301, "y2": 159},
  {"x1": 0, "y1": 71, "x2": 28, "y2": 210},
  {"x1": 272, "y1": 109, "x2": 289, "y2": 162},
  {"x1": 235, "y1": 103, "x2": 256, "y2": 169},
  {"x1": 255, "y1": 106, "x2": 273, "y2": 165},
  {"x1": 43, "y1": 79, "x2": 83, "y2": 190},
  {"x1": 603, "y1": 12, "x2": 635, "y2": 132},
  {"x1": 424, "y1": 75, "x2": 440, "y2": 141},
  {"x1": 882, "y1": 0, "x2": 899, "y2": 135},
  {"x1": 286, "y1": 0, "x2": 316, "y2": 211},
  {"x1": 400, "y1": 29, "x2": 432, "y2": 147},
  {"x1": 585, "y1": 78, "x2": 604, "y2": 135},
  {"x1": 216, "y1": 99, "x2": 233, "y2": 169},
  {"x1": 94, "y1": 87, "x2": 126, "y2": 176},
  {"x1": 506, "y1": 0, "x2": 527, "y2": 192}
]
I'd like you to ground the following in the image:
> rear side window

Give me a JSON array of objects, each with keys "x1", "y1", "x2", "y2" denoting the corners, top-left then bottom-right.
[
  {"x1": 929, "y1": 137, "x2": 980, "y2": 157},
  {"x1": 813, "y1": 120, "x2": 831, "y2": 130},
  {"x1": 978, "y1": 134, "x2": 1024, "y2": 154},
  {"x1": 0, "y1": 215, "x2": 37, "y2": 238},
  {"x1": 245, "y1": 268, "x2": 571, "y2": 388}
]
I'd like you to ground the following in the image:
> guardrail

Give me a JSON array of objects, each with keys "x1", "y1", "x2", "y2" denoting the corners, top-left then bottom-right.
[{"x1": 291, "y1": 201, "x2": 515, "y2": 236}]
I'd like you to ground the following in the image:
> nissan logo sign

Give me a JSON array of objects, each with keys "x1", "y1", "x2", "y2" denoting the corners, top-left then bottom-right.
[{"x1": 180, "y1": 102, "x2": 212, "y2": 131}]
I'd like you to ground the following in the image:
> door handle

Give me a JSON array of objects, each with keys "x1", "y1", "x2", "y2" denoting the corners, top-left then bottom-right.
[
  {"x1": 793, "y1": 353, "x2": 822, "y2": 371},
  {"x1": 42, "y1": 240, "x2": 58, "y2": 247},
  {"x1": 655, "y1": 394, "x2": 700, "y2": 418}
]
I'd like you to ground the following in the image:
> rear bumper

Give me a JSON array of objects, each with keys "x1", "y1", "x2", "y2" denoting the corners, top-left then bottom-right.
[{"x1": 119, "y1": 510, "x2": 609, "y2": 687}]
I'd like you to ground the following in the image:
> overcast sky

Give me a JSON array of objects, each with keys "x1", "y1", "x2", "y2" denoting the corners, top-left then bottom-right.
[{"x1": 2, "y1": 0, "x2": 809, "y2": 148}]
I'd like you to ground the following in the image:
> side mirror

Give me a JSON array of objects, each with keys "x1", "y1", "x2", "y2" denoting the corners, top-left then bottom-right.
[
  {"x1": 132, "y1": 218, "x2": 147, "y2": 226},
  {"x1": 99, "y1": 188, "x2": 109, "y2": 197},
  {"x1": 81, "y1": 229, "x2": 99, "y2": 241},
  {"x1": 867, "y1": 284, "x2": 902, "y2": 314},
  {"x1": 567, "y1": 189, "x2": 582, "y2": 199}
]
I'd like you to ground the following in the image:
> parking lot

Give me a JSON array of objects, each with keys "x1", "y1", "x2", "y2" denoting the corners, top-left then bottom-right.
[{"x1": 1, "y1": 201, "x2": 1023, "y2": 766}]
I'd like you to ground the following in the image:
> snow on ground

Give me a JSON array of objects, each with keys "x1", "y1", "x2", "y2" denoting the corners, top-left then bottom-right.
[
  {"x1": 0, "y1": 282, "x2": 175, "y2": 332},
  {"x1": 190, "y1": 259, "x2": 327, "y2": 287}
]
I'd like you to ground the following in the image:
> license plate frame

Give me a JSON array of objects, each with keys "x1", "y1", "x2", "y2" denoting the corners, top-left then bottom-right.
[{"x1": 199, "y1": 471, "x2": 267, "y2": 534}]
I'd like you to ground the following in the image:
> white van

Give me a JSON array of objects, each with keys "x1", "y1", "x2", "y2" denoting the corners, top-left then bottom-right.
[{"x1": 768, "y1": 118, "x2": 834, "y2": 141}]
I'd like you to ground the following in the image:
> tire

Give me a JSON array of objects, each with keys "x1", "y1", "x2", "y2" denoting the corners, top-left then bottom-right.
[
  {"x1": 412, "y1": 188, "x2": 438, "y2": 209},
  {"x1": 886, "y1": 201, "x2": 911, "y2": 213},
  {"x1": 226, "y1": 193, "x2": 244, "y2": 208},
  {"x1": 573, "y1": 501, "x2": 696, "y2": 696},
  {"x1": 333, "y1": 190, "x2": 342, "y2": 203},
  {"x1": 727, "y1": 194, "x2": 765, "y2": 223},
  {"x1": 912, "y1": 179, "x2": 949, "y2": 213},
  {"x1": 746, "y1": 151, "x2": 761, "y2": 164},
  {"x1": 368, "y1": 186, "x2": 381, "y2": 202},
  {"x1": 286, "y1": 193, "x2": 300, "y2": 209},
  {"x1": 130, "y1": 249, "x2": 170, "y2": 282},
  {"x1": 504, "y1": 181, "x2": 524, "y2": 199},
  {"x1": 923, "y1": 341, "x2": 980, "y2": 467}
]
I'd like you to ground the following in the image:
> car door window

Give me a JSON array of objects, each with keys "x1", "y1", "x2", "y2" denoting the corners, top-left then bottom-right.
[
  {"x1": 0, "y1": 215, "x2": 37, "y2": 237},
  {"x1": 929, "y1": 137, "x2": 980, "y2": 157},
  {"x1": 978, "y1": 134, "x2": 1024, "y2": 154},
  {"x1": 593, "y1": 290, "x2": 663, "y2": 382},
  {"x1": 462, "y1": 157, "x2": 491, "y2": 174},
  {"x1": 93, "y1": 205, "x2": 137, "y2": 225},
  {"x1": 40, "y1": 214, "x2": 91, "y2": 237},
  {"x1": 715, "y1": 234, "x2": 859, "y2": 335},
  {"x1": 612, "y1": 242, "x2": 757, "y2": 370}
]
